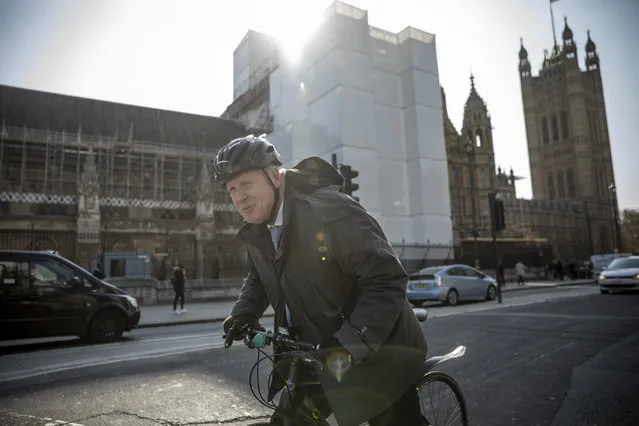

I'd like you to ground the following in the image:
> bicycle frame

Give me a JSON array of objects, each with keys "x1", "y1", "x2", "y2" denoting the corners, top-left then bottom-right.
[
  {"x1": 241, "y1": 309, "x2": 467, "y2": 426},
  {"x1": 244, "y1": 328, "x2": 332, "y2": 425}
]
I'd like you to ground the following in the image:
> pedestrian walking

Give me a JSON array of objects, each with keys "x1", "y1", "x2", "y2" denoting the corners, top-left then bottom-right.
[
  {"x1": 92, "y1": 262, "x2": 106, "y2": 280},
  {"x1": 172, "y1": 264, "x2": 187, "y2": 314},
  {"x1": 515, "y1": 260, "x2": 527, "y2": 286}
]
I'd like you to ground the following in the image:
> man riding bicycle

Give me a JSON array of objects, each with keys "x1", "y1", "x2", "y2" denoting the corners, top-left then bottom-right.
[{"x1": 215, "y1": 134, "x2": 428, "y2": 426}]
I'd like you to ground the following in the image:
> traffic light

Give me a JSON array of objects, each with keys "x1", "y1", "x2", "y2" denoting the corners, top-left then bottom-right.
[
  {"x1": 492, "y1": 197, "x2": 506, "y2": 231},
  {"x1": 339, "y1": 164, "x2": 359, "y2": 197}
]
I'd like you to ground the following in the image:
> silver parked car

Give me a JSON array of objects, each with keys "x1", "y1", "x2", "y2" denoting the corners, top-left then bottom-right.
[
  {"x1": 406, "y1": 264, "x2": 498, "y2": 307},
  {"x1": 598, "y1": 255, "x2": 639, "y2": 294}
]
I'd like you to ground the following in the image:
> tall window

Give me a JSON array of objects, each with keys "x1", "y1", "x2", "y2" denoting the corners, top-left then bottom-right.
[
  {"x1": 567, "y1": 168, "x2": 576, "y2": 197},
  {"x1": 551, "y1": 113, "x2": 559, "y2": 141},
  {"x1": 561, "y1": 111, "x2": 569, "y2": 139},
  {"x1": 556, "y1": 170, "x2": 565, "y2": 198},
  {"x1": 542, "y1": 116, "x2": 549, "y2": 143},
  {"x1": 547, "y1": 174, "x2": 555, "y2": 200},
  {"x1": 475, "y1": 129, "x2": 483, "y2": 147}
]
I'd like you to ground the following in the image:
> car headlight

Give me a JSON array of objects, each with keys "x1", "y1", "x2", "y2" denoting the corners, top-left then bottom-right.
[
  {"x1": 634, "y1": 274, "x2": 639, "y2": 280},
  {"x1": 598, "y1": 275, "x2": 605, "y2": 280},
  {"x1": 124, "y1": 295, "x2": 138, "y2": 308}
]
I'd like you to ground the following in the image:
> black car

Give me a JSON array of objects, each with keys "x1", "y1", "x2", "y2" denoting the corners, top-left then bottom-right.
[{"x1": 0, "y1": 250, "x2": 141, "y2": 343}]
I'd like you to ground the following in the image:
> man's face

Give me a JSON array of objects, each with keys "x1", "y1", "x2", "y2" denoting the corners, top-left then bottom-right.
[{"x1": 226, "y1": 168, "x2": 281, "y2": 224}]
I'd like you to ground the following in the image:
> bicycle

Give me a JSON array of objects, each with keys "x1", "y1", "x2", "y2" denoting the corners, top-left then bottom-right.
[{"x1": 239, "y1": 309, "x2": 469, "y2": 425}]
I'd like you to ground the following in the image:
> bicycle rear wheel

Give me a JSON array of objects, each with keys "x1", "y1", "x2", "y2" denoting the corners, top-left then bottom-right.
[{"x1": 416, "y1": 371, "x2": 469, "y2": 426}]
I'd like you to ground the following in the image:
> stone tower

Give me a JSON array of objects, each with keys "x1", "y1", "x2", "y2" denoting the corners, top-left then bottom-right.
[
  {"x1": 519, "y1": 17, "x2": 618, "y2": 253},
  {"x1": 443, "y1": 76, "x2": 501, "y2": 241},
  {"x1": 462, "y1": 74, "x2": 497, "y2": 230}
]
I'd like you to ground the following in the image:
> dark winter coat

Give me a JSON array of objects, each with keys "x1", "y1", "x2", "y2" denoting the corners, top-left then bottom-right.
[
  {"x1": 172, "y1": 267, "x2": 185, "y2": 293},
  {"x1": 230, "y1": 157, "x2": 428, "y2": 425},
  {"x1": 92, "y1": 268, "x2": 105, "y2": 280}
]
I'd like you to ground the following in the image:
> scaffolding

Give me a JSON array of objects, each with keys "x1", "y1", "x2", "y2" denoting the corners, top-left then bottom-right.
[
  {"x1": 0, "y1": 123, "x2": 249, "y2": 278},
  {"x1": 0, "y1": 124, "x2": 235, "y2": 212}
]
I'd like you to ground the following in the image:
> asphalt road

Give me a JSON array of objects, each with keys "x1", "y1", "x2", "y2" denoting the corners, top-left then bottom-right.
[{"x1": 0, "y1": 285, "x2": 637, "y2": 426}]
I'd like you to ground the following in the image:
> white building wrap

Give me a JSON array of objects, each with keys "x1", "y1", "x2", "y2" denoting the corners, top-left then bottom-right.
[{"x1": 231, "y1": 1, "x2": 453, "y2": 262}]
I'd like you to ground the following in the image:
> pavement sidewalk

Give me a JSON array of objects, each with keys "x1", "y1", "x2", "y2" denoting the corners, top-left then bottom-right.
[
  {"x1": 550, "y1": 331, "x2": 639, "y2": 425},
  {"x1": 137, "y1": 279, "x2": 594, "y2": 329}
]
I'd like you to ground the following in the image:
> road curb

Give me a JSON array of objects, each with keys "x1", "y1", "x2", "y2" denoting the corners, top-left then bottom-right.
[
  {"x1": 136, "y1": 282, "x2": 595, "y2": 329},
  {"x1": 502, "y1": 281, "x2": 594, "y2": 293},
  {"x1": 136, "y1": 313, "x2": 275, "y2": 329}
]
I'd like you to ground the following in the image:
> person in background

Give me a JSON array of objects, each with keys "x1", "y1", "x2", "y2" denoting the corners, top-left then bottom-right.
[
  {"x1": 172, "y1": 264, "x2": 187, "y2": 314},
  {"x1": 515, "y1": 260, "x2": 527, "y2": 286},
  {"x1": 92, "y1": 262, "x2": 106, "y2": 280}
]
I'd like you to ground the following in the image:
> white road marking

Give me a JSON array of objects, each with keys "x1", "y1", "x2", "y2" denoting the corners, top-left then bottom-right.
[{"x1": 0, "y1": 409, "x2": 85, "y2": 425}]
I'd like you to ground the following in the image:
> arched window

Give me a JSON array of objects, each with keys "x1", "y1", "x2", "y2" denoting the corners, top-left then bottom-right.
[
  {"x1": 556, "y1": 170, "x2": 565, "y2": 198},
  {"x1": 561, "y1": 111, "x2": 569, "y2": 139},
  {"x1": 567, "y1": 168, "x2": 576, "y2": 197},
  {"x1": 547, "y1": 173, "x2": 555, "y2": 200},
  {"x1": 542, "y1": 117, "x2": 549, "y2": 143},
  {"x1": 551, "y1": 114, "x2": 559, "y2": 141},
  {"x1": 475, "y1": 129, "x2": 483, "y2": 147}
]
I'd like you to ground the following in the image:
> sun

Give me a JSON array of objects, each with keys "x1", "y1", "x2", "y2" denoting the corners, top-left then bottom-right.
[
  {"x1": 261, "y1": 1, "x2": 324, "y2": 65},
  {"x1": 279, "y1": 37, "x2": 306, "y2": 64}
]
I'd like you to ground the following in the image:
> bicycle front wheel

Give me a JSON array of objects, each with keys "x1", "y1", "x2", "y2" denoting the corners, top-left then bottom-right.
[{"x1": 416, "y1": 371, "x2": 469, "y2": 426}]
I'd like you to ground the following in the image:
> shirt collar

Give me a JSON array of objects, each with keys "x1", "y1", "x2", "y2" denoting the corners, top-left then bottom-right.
[{"x1": 268, "y1": 198, "x2": 284, "y2": 228}]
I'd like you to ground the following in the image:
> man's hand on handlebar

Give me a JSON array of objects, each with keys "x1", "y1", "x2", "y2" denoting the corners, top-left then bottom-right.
[{"x1": 222, "y1": 314, "x2": 265, "y2": 348}]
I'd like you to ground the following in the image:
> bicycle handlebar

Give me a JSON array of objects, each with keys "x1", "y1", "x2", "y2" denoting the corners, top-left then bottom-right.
[{"x1": 243, "y1": 326, "x2": 320, "y2": 352}]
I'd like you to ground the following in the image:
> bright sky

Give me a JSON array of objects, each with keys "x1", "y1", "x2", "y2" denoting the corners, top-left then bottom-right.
[{"x1": 0, "y1": 0, "x2": 637, "y2": 210}]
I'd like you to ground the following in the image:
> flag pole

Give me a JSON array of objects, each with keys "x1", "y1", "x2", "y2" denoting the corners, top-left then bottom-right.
[{"x1": 550, "y1": 0, "x2": 558, "y2": 54}]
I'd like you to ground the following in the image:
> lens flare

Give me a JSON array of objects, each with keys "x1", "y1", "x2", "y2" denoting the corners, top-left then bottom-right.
[{"x1": 325, "y1": 350, "x2": 351, "y2": 382}]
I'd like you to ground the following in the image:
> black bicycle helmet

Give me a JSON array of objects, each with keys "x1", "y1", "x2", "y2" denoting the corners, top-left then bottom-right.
[{"x1": 212, "y1": 134, "x2": 282, "y2": 183}]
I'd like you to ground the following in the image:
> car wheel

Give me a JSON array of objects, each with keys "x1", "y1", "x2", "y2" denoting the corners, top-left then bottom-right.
[
  {"x1": 89, "y1": 310, "x2": 125, "y2": 343},
  {"x1": 446, "y1": 289, "x2": 459, "y2": 306},
  {"x1": 486, "y1": 285, "x2": 497, "y2": 301},
  {"x1": 600, "y1": 289, "x2": 609, "y2": 294}
]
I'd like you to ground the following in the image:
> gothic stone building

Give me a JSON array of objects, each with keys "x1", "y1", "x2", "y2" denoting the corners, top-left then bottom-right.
[
  {"x1": 442, "y1": 18, "x2": 618, "y2": 262},
  {"x1": 0, "y1": 84, "x2": 253, "y2": 280},
  {"x1": 518, "y1": 18, "x2": 618, "y2": 255}
]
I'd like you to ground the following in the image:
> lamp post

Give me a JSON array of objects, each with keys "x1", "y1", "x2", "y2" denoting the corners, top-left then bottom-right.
[
  {"x1": 488, "y1": 191, "x2": 503, "y2": 304},
  {"x1": 608, "y1": 183, "x2": 623, "y2": 252},
  {"x1": 464, "y1": 139, "x2": 479, "y2": 267}
]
